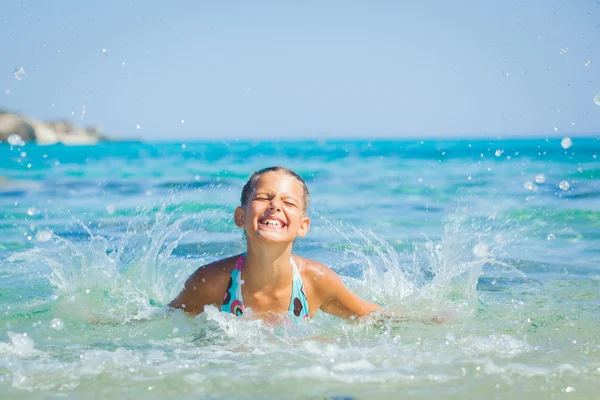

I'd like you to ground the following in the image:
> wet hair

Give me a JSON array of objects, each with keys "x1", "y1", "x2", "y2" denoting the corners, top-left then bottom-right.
[{"x1": 240, "y1": 166, "x2": 310, "y2": 214}]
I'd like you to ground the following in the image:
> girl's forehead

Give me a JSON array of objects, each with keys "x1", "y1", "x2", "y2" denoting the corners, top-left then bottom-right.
[{"x1": 253, "y1": 172, "x2": 303, "y2": 193}]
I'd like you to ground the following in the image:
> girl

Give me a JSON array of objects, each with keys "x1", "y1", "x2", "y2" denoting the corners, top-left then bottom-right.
[{"x1": 169, "y1": 166, "x2": 379, "y2": 320}]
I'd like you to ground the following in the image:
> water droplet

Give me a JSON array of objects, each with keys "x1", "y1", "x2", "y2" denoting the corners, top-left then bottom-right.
[
  {"x1": 181, "y1": 143, "x2": 186, "y2": 149},
  {"x1": 13, "y1": 66, "x2": 25, "y2": 80},
  {"x1": 523, "y1": 181, "x2": 535, "y2": 190},
  {"x1": 547, "y1": 233, "x2": 555, "y2": 240},
  {"x1": 106, "y1": 204, "x2": 116, "y2": 215},
  {"x1": 472, "y1": 242, "x2": 489, "y2": 258},
  {"x1": 181, "y1": 119, "x2": 185, "y2": 124},
  {"x1": 494, "y1": 149, "x2": 503, "y2": 157},
  {"x1": 584, "y1": 60, "x2": 592, "y2": 67},
  {"x1": 136, "y1": 124, "x2": 141, "y2": 129},
  {"x1": 20, "y1": 151, "x2": 27, "y2": 157},
  {"x1": 35, "y1": 230, "x2": 53, "y2": 242},
  {"x1": 535, "y1": 174, "x2": 546, "y2": 183},
  {"x1": 559, "y1": 47, "x2": 569, "y2": 55},
  {"x1": 7, "y1": 134, "x2": 25, "y2": 146},
  {"x1": 102, "y1": 48, "x2": 107, "y2": 53},
  {"x1": 561, "y1": 137, "x2": 572, "y2": 149},
  {"x1": 565, "y1": 386, "x2": 575, "y2": 393},
  {"x1": 27, "y1": 207, "x2": 39, "y2": 216},
  {"x1": 559, "y1": 180, "x2": 570, "y2": 190},
  {"x1": 594, "y1": 94, "x2": 600, "y2": 106},
  {"x1": 50, "y1": 318, "x2": 64, "y2": 330}
]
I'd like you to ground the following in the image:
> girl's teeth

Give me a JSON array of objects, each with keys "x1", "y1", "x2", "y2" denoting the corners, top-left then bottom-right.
[{"x1": 265, "y1": 219, "x2": 281, "y2": 227}]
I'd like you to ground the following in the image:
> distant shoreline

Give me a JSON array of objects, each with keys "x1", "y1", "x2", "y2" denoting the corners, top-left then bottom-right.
[{"x1": 0, "y1": 110, "x2": 111, "y2": 145}]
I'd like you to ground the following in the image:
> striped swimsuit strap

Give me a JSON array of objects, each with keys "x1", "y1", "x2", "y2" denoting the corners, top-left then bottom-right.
[{"x1": 220, "y1": 254, "x2": 310, "y2": 318}]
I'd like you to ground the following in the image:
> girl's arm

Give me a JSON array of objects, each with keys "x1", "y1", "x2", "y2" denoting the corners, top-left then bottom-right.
[
  {"x1": 168, "y1": 261, "x2": 231, "y2": 315},
  {"x1": 312, "y1": 264, "x2": 380, "y2": 319},
  {"x1": 168, "y1": 272, "x2": 208, "y2": 315}
]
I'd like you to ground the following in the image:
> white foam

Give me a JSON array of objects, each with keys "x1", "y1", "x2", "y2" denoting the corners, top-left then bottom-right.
[
  {"x1": 0, "y1": 332, "x2": 39, "y2": 356},
  {"x1": 459, "y1": 334, "x2": 531, "y2": 357},
  {"x1": 331, "y1": 359, "x2": 375, "y2": 372}
]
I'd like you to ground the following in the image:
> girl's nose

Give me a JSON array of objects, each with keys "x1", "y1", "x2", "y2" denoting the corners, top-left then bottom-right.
[{"x1": 269, "y1": 199, "x2": 282, "y2": 211}]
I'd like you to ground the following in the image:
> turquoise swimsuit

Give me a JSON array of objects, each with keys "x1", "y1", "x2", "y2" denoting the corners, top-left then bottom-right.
[{"x1": 221, "y1": 254, "x2": 310, "y2": 318}]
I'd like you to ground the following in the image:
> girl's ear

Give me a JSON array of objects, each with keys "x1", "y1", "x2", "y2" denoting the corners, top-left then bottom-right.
[
  {"x1": 234, "y1": 207, "x2": 245, "y2": 227},
  {"x1": 297, "y1": 216, "x2": 311, "y2": 238}
]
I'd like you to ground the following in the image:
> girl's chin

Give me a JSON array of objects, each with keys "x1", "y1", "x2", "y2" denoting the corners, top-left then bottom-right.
[
  {"x1": 256, "y1": 225, "x2": 288, "y2": 234},
  {"x1": 252, "y1": 231, "x2": 293, "y2": 243}
]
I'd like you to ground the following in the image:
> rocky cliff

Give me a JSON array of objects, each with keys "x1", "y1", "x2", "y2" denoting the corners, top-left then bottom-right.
[{"x1": 0, "y1": 111, "x2": 109, "y2": 145}]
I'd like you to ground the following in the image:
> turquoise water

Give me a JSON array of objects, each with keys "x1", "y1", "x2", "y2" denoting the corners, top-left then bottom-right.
[{"x1": 0, "y1": 138, "x2": 599, "y2": 399}]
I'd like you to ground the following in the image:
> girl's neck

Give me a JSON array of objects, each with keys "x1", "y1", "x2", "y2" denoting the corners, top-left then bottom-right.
[{"x1": 242, "y1": 242, "x2": 294, "y2": 293}]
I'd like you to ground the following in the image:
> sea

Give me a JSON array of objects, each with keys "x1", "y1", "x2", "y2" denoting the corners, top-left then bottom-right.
[{"x1": 0, "y1": 138, "x2": 599, "y2": 399}]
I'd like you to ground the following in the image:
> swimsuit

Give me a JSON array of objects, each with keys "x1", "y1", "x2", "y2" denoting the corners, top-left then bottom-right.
[{"x1": 221, "y1": 253, "x2": 310, "y2": 318}]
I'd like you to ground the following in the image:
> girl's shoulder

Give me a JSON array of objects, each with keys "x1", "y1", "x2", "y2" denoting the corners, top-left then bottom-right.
[
  {"x1": 189, "y1": 254, "x2": 241, "y2": 284},
  {"x1": 292, "y1": 254, "x2": 329, "y2": 275},
  {"x1": 169, "y1": 254, "x2": 242, "y2": 314},
  {"x1": 292, "y1": 255, "x2": 341, "y2": 294}
]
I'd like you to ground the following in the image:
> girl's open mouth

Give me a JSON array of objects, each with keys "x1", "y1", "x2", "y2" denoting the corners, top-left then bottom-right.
[{"x1": 258, "y1": 217, "x2": 286, "y2": 229}]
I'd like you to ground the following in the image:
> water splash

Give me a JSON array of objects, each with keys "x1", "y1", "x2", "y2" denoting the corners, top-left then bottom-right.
[
  {"x1": 4, "y1": 200, "x2": 516, "y2": 332},
  {"x1": 8, "y1": 210, "x2": 207, "y2": 323},
  {"x1": 313, "y1": 209, "x2": 511, "y2": 322}
]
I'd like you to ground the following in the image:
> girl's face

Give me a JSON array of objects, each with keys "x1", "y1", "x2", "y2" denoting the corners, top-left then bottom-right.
[{"x1": 234, "y1": 171, "x2": 310, "y2": 245}]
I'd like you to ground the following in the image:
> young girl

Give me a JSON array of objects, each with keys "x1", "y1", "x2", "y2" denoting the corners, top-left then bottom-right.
[{"x1": 168, "y1": 166, "x2": 380, "y2": 320}]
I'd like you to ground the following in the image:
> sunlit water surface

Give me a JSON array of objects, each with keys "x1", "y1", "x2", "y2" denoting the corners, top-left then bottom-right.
[{"x1": 0, "y1": 139, "x2": 599, "y2": 399}]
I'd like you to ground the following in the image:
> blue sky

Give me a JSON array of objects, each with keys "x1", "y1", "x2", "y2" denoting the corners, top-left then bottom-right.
[{"x1": 1, "y1": 0, "x2": 598, "y2": 140}]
